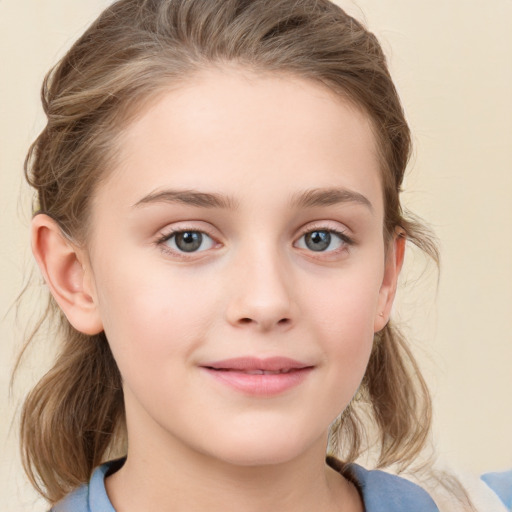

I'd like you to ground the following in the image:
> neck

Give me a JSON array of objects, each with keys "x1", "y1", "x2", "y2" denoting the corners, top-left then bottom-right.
[{"x1": 106, "y1": 433, "x2": 361, "y2": 512}]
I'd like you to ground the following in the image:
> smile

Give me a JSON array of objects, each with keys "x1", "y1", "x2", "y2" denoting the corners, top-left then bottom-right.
[
  {"x1": 217, "y1": 368, "x2": 297, "y2": 375},
  {"x1": 200, "y1": 357, "x2": 314, "y2": 396}
]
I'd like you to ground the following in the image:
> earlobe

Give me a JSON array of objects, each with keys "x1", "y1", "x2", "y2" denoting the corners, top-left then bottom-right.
[
  {"x1": 31, "y1": 214, "x2": 103, "y2": 335},
  {"x1": 374, "y1": 230, "x2": 406, "y2": 333}
]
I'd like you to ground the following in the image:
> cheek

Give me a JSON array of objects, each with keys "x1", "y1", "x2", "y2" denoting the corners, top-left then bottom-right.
[
  {"x1": 307, "y1": 262, "x2": 383, "y2": 338},
  {"x1": 305, "y1": 264, "x2": 382, "y2": 398},
  {"x1": 94, "y1": 264, "x2": 221, "y2": 369}
]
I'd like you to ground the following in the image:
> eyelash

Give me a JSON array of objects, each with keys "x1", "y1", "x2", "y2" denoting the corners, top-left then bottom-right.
[
  {"x1": 155, "y1": 225, "x2": 354, "y2": 259},
  {"x1": 156, "y1": 227, "x2": 219, "y2": 259},
  {"x1": 294, "y1": 226, "x2": 354, "y2": 255}
]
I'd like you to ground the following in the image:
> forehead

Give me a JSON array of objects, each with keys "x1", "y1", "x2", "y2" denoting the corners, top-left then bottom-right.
[{"x1": 94, "y1": 68, "x2": 383, "y2": 216}]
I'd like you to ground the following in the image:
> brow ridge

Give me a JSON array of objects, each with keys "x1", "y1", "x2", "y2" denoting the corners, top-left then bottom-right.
[
  {"x1": 133, "y1": 189, "x2": 238, "y2": 209},
  {"x1": 291, "y1": 187, "x2": 373, "y2": 211},
  {"x1": 133, "y1": 186, "x2": 372, "y2": 212}
]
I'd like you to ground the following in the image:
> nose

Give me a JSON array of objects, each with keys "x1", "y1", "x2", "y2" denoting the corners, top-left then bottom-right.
[{"x1": 225, "y1": 245, "x2": 296, "y2": 332}]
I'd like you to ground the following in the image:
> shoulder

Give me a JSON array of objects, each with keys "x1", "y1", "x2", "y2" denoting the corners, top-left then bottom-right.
[
  {"x1": 328, "y1": 457, "x2": 440, "y2": 512},
  {"x1": 50, "y1": 483, "x2": 90, "y2": 512},
  {"x1": 481, "y1": 469, "x2": 512, "y2": 509},
  {"x1": 49, "y1": 460, "x2": 121, "y2": 512},
  {"x1": 348, "y1": 464, "x2": 440, "y2": 511}
]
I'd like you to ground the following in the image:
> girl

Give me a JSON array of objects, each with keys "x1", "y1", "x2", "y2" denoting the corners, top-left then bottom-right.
[{"x1": 21, "y1": 0, "x2": 445, "y2": 510}]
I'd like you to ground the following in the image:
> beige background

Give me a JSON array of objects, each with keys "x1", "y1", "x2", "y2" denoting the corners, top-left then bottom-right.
[{"x1": 1, "y1": 1, "x2": 511, "y2": 509}]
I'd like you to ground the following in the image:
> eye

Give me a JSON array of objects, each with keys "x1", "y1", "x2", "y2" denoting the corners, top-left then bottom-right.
[
  {"x1": 295, "y1": 229, "x2": 351, "y2": 252},
  {"x1": 160, "y1": 230, "x2": 216, "y2": 253}
]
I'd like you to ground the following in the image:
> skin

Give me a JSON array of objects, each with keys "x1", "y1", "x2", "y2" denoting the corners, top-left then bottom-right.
[{"x1": 32, "y1": 68, "x2": 404, "y2": 512}]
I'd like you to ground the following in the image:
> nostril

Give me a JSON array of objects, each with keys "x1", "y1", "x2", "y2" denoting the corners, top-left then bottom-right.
[
  {"x1": 239, "y1": 318, "x2": 252, "y2": 324},
  {"x1": 278, "y1": 318, "x2": 291, "y2": 325}
]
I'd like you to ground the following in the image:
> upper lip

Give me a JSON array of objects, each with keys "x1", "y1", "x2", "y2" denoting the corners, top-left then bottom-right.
[{"x1": 201, "y1": 357, "x2": 312, "y2": 372}]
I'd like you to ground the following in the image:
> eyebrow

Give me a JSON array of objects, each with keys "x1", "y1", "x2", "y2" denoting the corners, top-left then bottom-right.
[
  {"x1": 133, "y1": 186, "x2": 373, "y2": 212},
  {"x1": 291, "y1": 187, "x2": 374, "y2": 212},
  {"x1": 133, "y1": 189, "x2": 238, "y2": 209}
]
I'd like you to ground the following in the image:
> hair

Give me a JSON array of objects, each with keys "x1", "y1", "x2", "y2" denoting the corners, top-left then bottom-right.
[{"x1": 19, "y1": 0, "x2": 440, "y2": 504}]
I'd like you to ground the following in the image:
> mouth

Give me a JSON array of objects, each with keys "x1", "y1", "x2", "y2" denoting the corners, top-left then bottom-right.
[
  {"x1": 201, "y1": 356, "x2": 312, "y2": 373},
  {"x1": 210, "y1": 368, "x2": 300, "y2": 375},
  {"x1": 200, "y1": 357, "x2": 314, "y2": 396}
]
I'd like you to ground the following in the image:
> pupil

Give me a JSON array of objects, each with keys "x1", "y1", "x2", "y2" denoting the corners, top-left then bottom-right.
[
  {"x1": 305, "y1": 231, "x2": 330, "y2": 251},
  {"x1": 176, "y1": 231, "x2": 202, "y2": 252}
]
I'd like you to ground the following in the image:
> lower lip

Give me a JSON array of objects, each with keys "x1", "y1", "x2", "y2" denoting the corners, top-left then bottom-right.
[{"x1": 201, "y1": 367, "x2": 313, "y2": 396}]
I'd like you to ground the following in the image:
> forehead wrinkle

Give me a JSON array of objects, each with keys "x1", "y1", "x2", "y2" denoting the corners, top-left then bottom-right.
[
  {"x1": 291, "y1": 187, "x2": 374, "y2": 213},
  {"x1": 133, "y1": 188, "x2": 239, "y2": 210}
]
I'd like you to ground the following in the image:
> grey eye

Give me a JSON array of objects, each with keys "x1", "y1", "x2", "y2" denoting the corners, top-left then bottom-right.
[
  {"x1": 295, "y1": 229, "x2": 348, "y2": 253},
  {"x1": 166, "y1": 231, "x2": 215, "y2": 253},
  {"x1": 304, "y1": 231, "x2": 331, "y2": 251}
]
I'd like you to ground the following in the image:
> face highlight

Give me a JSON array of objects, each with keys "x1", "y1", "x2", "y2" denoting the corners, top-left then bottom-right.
[{"x1": 82, "y1": 68, "x2": 399, "y2": 467}]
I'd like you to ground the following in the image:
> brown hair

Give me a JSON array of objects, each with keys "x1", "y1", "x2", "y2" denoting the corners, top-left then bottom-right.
[{"x1": 20, "y1": 0, "x2": 438, "y2": 504}]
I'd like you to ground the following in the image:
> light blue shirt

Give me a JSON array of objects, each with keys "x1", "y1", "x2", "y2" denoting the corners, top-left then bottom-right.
[
  {"x1": 482, "y1": 470, "x2": 512, "y2": 510},
  {"x1": 51, "y1": 458, "x2": 440, "y2": 511}
]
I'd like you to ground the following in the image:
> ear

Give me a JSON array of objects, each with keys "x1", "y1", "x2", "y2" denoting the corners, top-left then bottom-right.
[
  {"x1": 374, "y1": 230, "x2": 406, "y2": 332},
  {"x1": 31, "y1": 214, "x2": 103, "y2": 335}
]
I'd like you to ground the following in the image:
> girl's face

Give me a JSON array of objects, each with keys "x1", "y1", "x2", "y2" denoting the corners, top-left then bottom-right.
[{"x1": 83, "y1": 68, "x2": 402, "y2": 466}]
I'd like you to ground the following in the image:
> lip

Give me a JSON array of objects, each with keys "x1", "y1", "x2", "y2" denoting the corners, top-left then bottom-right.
[{"x1": 200, "y1": 357, "x2": 314, "y2": 396}]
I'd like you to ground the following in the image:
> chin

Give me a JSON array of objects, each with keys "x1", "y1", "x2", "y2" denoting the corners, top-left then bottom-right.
[{"x1": 203, "y1": 429, "x2": 322, "y2": 468}]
